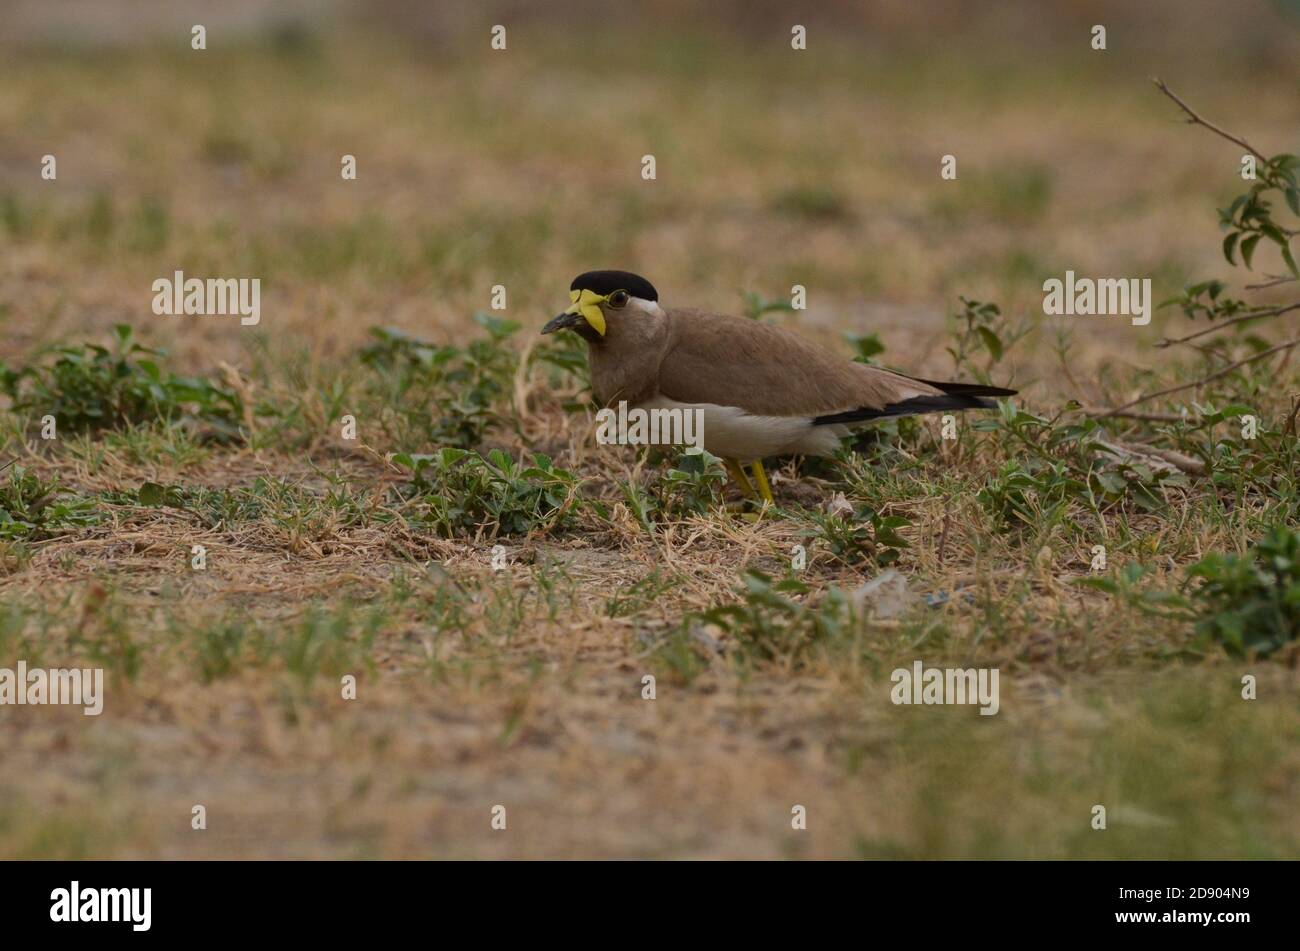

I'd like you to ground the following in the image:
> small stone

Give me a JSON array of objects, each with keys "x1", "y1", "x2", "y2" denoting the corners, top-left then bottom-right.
[
  {"x1": 851, "y1": 568, "x2": 916, "y2": 619},
  {"x1": 825, "y1": 491, "x2": 854, "y2": 517}
]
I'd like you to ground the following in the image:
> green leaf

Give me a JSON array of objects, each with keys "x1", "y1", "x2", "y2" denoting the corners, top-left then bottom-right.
[
  {"x1": 1222, "y1": 231, "x2": 1239, "y2": 265},
  {"x1": 1283, "y1": 243, "x2": 1300, "y2": 280},
  {"x1": 1261, "y1": 222, "x2": 1288, "y2": 247},
  {"x1": 1241, "y1": 233, "x2": 1262, "y2": 269},
  {"x1": 976, "y1": 326, "x2": 1003, "y2": 361},
  {"x1": 1096, "y1": 471, "x2": 1127, "y2": 494},
  {"x1": 472, "y1": 312, "x2": 521, "y2": 339},
  {"x1": 845, "y1": 332, "x2": 886, "y2": 363}
]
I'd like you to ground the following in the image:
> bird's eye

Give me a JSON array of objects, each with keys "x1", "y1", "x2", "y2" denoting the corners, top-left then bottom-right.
[{"x1": 608, "y1": 290, "x2": 630, "y2": 308}]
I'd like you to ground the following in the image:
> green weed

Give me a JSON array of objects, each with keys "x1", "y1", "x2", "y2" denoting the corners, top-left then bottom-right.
[
  {"x1": 0, "y1": 465, "x2": 99, "y2": 541},
  {"x1": 393, "y1": 448, "x2": 580, "y2": 538},
  {"x1": 801, "y1": 500, "x2": 910, "y2": 568},
  {"x1": 1, "y1": 325, "x2": 243, "y2": 438},
  {"x1": 358, "y1": 315, "x2": 520, "y2": 449},
  {"x1": 1187, "y1": 525, "x2": 1300, "y2": 657}
]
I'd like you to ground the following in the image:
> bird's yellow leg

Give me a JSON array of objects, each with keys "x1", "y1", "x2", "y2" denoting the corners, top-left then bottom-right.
[
  {"x1": 749, "y1": 460, "x2": 775, "y2": 505},
  {"x1": 724, "y1": 458, "x2": 756, "y2": 498}
]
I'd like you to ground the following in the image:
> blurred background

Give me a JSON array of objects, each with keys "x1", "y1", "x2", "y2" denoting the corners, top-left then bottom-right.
[{"x1": 1, "y1": 0, "x2": 1299, "y2": 394}]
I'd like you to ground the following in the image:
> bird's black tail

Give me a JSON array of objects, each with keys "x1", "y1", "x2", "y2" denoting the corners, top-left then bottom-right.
[
  {"x1": 912, "y1": 378, "x2": 1018, "y2": 398},
  {"x1": 812, "y1": 379, "x2": 1015, "y2": 426}
]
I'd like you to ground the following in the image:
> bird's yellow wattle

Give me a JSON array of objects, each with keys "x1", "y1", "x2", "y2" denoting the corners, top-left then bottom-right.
[{"x1": 566, "y1": 289, "x2": 607, "y2": 336}]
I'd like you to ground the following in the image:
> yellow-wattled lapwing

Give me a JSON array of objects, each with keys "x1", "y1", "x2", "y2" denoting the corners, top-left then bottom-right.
[{"x1": 542, "y1": 270, "x2": 1015, "y2": 504}]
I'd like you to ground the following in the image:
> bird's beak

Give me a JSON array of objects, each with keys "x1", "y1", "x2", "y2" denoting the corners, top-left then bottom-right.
[
  {"x1": 541, "y1": 289, "x2": 607, "y2": 336},
  {"x1": 541, "y1": 310, "x2": 581, "y2": 334}
]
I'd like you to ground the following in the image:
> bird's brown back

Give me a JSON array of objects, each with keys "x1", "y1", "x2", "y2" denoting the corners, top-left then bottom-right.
[{"x1": 655, "y1": 308, "x2": 941, "y2": 416}]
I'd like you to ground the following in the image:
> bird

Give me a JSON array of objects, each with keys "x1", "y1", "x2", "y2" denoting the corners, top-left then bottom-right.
[{"x1": 541, "y1": 269, "x2": 1016, "y2": 505}]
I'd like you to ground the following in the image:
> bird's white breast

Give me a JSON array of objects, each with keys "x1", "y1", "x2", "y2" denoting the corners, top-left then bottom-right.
[{"x1": 638, "y1": 395, "x2": 842, "y2": 461}]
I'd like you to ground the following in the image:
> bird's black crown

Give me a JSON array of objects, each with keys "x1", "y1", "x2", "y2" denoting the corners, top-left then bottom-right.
[{"x1": 570, "y1": 270, "x2": 657, "y2": 302}]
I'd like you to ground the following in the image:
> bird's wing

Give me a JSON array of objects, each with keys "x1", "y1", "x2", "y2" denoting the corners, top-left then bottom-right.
[{"x1": 655, "y1": 308, "x2": 942, "y2": 417}]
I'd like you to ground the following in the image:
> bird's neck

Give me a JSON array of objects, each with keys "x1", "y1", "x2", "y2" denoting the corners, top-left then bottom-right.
[{"x1": 587, "y1": 331, "x2": 665, "y2": 408}]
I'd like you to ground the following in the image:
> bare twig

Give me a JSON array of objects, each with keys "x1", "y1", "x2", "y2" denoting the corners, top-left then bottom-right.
[
  {"x1": 1095, "y1": 336, "x2": 1300, "y2": 417},
  {"x1": 1142, "y1": 445, "x2": 1207, "y2": 474},
  {"x1": 1279, "y1": 343, "x2": 1297, "y2": 377},
  {"x1": 1284, "y1": 395, "x2": 1300, "y2": 438},
  {"x1": 1082, "y1": 407, "x2": 1187, "y2": 422},
  {"x1": 936, "y1": 507, "x2": 952, "y2": 564},
  {"x1": 1151, "y1": 77, "x2": 1269, "y2": 163},
  {"x1": 1156, "y1": 301, "x2": 1300, "y2": 348},
  {"x1": 1245, "y1": 275, "x2": 1297, "y2": 290},
  {"x1": 1095, "y1": 438, "x2": 1205, "y2": 475}
]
